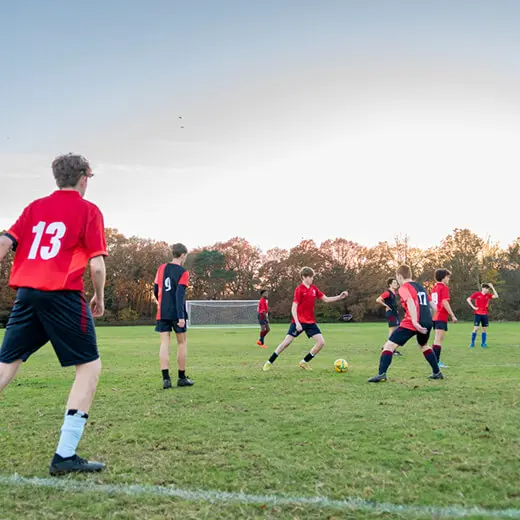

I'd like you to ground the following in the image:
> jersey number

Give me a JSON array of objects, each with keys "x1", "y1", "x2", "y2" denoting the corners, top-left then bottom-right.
[
  {"x1": 417, "y1": 292, "x2": 428, "y2": 306},
  {"x1": 28, "y1": 221, "x2": 67, "y2": 260},
  {"x1": 164, "y1": 277, "x2": 172, "y2": 291},
  {"x1": 431, "y1": 293, "x2": 439, "y2": 305}
]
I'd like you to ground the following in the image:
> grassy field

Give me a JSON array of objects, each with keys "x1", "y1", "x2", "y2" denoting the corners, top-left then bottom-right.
[{"x1": 1, "y1": 322, "x2": 519, "y2": 519}]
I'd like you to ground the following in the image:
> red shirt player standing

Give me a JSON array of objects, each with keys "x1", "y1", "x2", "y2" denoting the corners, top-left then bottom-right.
[
  {"x1": 257, "y1": 290, "x2": 270, "y2": 348},
  {"x1": 0, "y1": 154, "x2": 107, "y2": 476}
]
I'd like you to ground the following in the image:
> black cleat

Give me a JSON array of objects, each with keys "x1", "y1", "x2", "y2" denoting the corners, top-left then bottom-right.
[
  {"x1": 163, "y1": 378, "x2": 172, "y2": 389},
  {"x1": 428, "y1": 371, "x2": 444, "y2": 380},
  {"x1": 177, "y1": 377, "x2": 194, "y2": 387},
  {"x1": 368, "y1": 373, "x2": 387, "y2": 383},
  {"x1": 49, "y1": 453, "x2": 105, "y2": 476},
  {"x1": 393, "y1": 350, "x2": 403, "y2": 356}
]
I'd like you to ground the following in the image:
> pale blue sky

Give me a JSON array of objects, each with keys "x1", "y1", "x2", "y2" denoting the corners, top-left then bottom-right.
[{"x1": 1, "y1": 1, "x2": 520, "y2": 251}]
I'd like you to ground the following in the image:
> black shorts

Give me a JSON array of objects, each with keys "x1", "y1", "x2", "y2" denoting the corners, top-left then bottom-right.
[
  {"x1": 474, "y1": 314, "x2": 489, "y2": 327},
  {"x1": 0, "y1": 288, "x2": 99, "y2": 367},
  {"x1": 155, "y1": 319, "x2": 187, "y2": 334},
  {"x1": 287, "y1": 322, "x2": 321, "y2": 338},
  {"x1": 257, "y1": 313, "x2": 268, "y2": 326},
  {"x1": 433, "y1": 320, "x2": 448, "y2": 331},
  {"x1": 389, "y1": 326, "x2": 431, "y2": 347},
  {"x1": 385, "y1": 311, "x2": 400, "y2": 327}
]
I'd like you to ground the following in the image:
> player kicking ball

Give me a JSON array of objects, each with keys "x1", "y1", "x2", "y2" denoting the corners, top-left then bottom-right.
[
  {"x1": 467, "y1": 283, "x2": 499, "y2": 348},
  {"x1": 368, "y1": 264, "x2": 443, "y2": 383},
  {"x1": 262, "y1": 267, "x2": 348, "y2": 371}
]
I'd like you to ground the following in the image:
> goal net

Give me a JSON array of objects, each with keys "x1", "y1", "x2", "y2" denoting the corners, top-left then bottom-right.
[{"x1": 186, "y1": 300, "x2": 259, "y2": 327}]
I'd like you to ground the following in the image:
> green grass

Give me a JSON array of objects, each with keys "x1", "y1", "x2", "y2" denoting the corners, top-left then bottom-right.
[{"x1": 1, "y1": 323, "x2": 520, "y2": 519}]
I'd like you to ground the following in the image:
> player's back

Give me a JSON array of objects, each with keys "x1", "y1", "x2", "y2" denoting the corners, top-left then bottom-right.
[
  {"x1": 7, "y1": 190, "x2": 105, "y2": 292},
  {"x1": 155, "y1": 263, "x2": 189, "y2": 320},
  {"x1": 400, "y1": 281, "x2": 433, "y2": 329}
]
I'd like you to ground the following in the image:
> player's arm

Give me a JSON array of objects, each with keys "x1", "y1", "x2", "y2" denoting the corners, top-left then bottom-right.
[
  {"x1": 153, "y1": 283, "x2": 159, "y2": 301},
  {"x1": 176, "y1": 271, "x2": 189, "y2": 327},
  {"x1": 90, "y1": 255, "x2": 106, "y2": 318},
  {"x1": 429, "y1": 300, "x2": 437, "y2": 315},
  {"x1": 489, "y1": 283, "x2": 499, "y2": 298},
  {"x1": 466, "y1": 295, "x2": 478, "y2": 311},
  {"x1": 0, "y1": 234, "x2": 14, "y2": 262},
  {"x1": 442, "y1": 300, "x2": 458, "y2": 322},
  {"x1": 407, "y1": 297, "x2": 427, "y2": 334},
  {"x1": 322, "y1": 291, "x2": 348, "y2": 303},
  {"x1": 376, "y1": 295, "x2": 391, "y2": 311},
  {"x1": 291, "y1": 302, "x2": 302, "y2": 331}
]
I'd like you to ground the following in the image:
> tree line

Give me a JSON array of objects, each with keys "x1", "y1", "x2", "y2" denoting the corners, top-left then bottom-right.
[{"x1": 1, "y1": 228, "x2": 519, "y2": 324}]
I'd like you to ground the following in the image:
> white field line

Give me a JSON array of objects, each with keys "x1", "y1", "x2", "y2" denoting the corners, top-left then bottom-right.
[{"x1": 1, "y1": 475, "x2": 520, "y2": 518}]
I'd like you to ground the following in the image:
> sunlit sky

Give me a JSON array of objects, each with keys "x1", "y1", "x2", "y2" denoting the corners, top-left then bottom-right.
[{"x1": 1, "y1": 0, "x2": 519, "y2": 252}]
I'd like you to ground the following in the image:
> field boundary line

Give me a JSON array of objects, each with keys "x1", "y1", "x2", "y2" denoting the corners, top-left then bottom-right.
[{"x1": 2, "y1": 474, "x2": 520, "y2": 518}]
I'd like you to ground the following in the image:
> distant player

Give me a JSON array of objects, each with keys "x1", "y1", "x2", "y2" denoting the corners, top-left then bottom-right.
[
  {"x1": 376, "y1": 278, "x2": 402, "y2": 355},
  {"x1": 467, "y1": 283, "x2": 499, "y2": 348},
  {"x1": 368, "y1": 265, "x2": 443, "y2": 383},
  {"x1": 262, "y1": 267, "x2": 348, "y2": 371},
  {"x1": 0, "y1": 154, "x2": 107, "y2": 475},
  {"x1": 430, "y1": 269, "x2": 457, "y2": 368},
  {"x1": 154, "y1": 243, "x2": 193, "y2": 388},
  {"x1": 257, "y1": 289, "x2": 270, "y2": 348}
]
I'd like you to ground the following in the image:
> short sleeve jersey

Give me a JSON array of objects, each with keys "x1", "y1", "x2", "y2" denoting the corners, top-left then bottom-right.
[
  {"x1": 258, "y1": 297, "x2": 268, "y2": 315},
  {"x1": 4, "y1": 191, "x2": 106, "y2": 292},
  {"x1": 470, "y1": 292, "x2": 493, "y2": 315},
  {"x1": 293, "y1": 284, "x2": 324, "y2": 324},
  {"x1": 398, "y1": 281, "x2": 433, "y2": 331},
  {"x1": 155, "y1": 263, "x2": 189, "y2": 320},
  {"x1": 431, "y1": 283, "x2": 450, "y2": 322},
  {"x1": 380, "y1": 290, "x2": 398, "y2": 315}
]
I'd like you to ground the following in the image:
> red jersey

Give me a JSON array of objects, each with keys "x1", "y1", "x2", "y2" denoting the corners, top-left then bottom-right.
[
  {"x1": 470, "y1": 292, "x2": 493, "y2": 315},
  {"x1": 257, "y1": 297, "x2": 268, "y2": 315},
  {"x1": 431, "y1": 283, "x2": 450, "y2": 322},
  {"x1": 293, "y1": 284, "x2": 324, "y2": 324},
  {"x1": 398, "y1": 281, "x2": 432, "y2": 331},
  {"x1": 5, "y1": 191, "x2": 107, "y2": 292}
]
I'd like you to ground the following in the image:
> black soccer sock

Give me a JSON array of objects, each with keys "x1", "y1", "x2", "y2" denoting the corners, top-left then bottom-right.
[
  {"x1": 178, "y1": 370, "x2": 186, "y2": 379},
  {"x1": 378, "y1": 350, "x2": 393, "y2": 375},
  {"x1": 162, "y1": 369, "x2": 170, "y2": 380},
  {"x1": 268, "y1": 352, "x2": 279, "y2": 364},
  {"x1": 303, "y1": 352, "x2": 315, "y2": 363},
  {"x1": 423, "y1": 348, "x2": 440, "y2": 373},
  {"x1": 433, "y1": 344, "x2": 441, "y2": 362}
]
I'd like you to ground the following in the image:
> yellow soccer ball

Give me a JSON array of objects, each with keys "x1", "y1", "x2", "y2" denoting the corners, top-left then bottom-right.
[{"x1": 334, "y1": 359, "x2": 349, "y2": 373}]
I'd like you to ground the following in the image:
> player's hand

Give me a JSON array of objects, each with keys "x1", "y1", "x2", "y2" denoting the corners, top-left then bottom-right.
[
  {"x1": 452, "y1": 316, "x2": 458, "y2": 323},
  {"x1": 90, "y1": 295, "x2": 105, "y2": 318},
  {"x1": 413, "y1": 322, "x2": 427, "y2": 334},
  {"x1": 340, "y1": 290, "x2": 349, "y2": 299},
  {"x1": 178, "y1": 319, "x2": 186, "y2": 328},
  {"x1": 296, "y1": 322, "x2": 303, "y2": 332}
]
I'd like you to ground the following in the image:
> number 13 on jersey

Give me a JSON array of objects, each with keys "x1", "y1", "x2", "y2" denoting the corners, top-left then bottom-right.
[{"x1": 28, "y1": 221, "x2": 67, "y2": 260}]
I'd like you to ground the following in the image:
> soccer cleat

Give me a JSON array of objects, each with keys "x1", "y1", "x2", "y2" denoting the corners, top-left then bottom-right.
[
  {"x1": 368, "y1": 373, "x2": 387, "y2": 383},
  {"x1": 163, "y1": 378, "x2": 172, "y2": 389},
  {"x1": 257, "y1": 340, "x2": 263, "y2": 346},
  {"x1": 262, "y1": 361, "x2": 271, "y2": 372},
  {"x1": 393, "y1": 350, "x2": 403, "y2": 357},
  {"x1": 298, "y1": 361, "x2": 312, "y2": 371},
  {"x1": 469, "y1": 343, "x2": 475, "y2": 348},
  {"x1": 437, "y1": 361, "x2": 448, "y2": 368},
  {"x1": 177, "y1": 377, "x2": 194, "y2": 387},
  {"x1": 481, "y1": 344, "x2": 489, "y2": 348},
  {"x1": 428, "y1": 371, "x2": 444, "y2": 380},
  {"x1": 49, "y1": 453, "x2": 105, "y2": 476}
]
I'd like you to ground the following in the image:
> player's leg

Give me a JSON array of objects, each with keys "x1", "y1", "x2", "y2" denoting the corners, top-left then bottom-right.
[
  {"x1": 262, "y1": 325, "x2": 297, "y2": 371},
  {"x1": 156, "y1": 320, "x2": 173, "y2": 388},
  {"x1": 299, "y1": 325, "x2": 324, "y2": 370},
  {"x1": 481, "y1": 316, "x2": 489, "y2": 347},
  {"x1": 36, "y1": 290, "x2": 105, "y2": 475},
  {"x1": 433, "y1": 322, "x2": 447, "y2": 368},
  {"x1": 418, "y1": 332, "x2": 443, "y2": 379},
  {"x1": 0, "y1": 360, "x2": 23, "y2": 391},
  {"x1": 257, "y1": 322, "x2": 270, "y2": 348},
  {"x1": 175, "y1": 329, "x2": 193, "y2": 386},
  {"x1": 368, "y1": 331, "x2": 406, "y2": 382},
  {"x1": 470, "y1": 316, "x2": 480, "y2": 348}
]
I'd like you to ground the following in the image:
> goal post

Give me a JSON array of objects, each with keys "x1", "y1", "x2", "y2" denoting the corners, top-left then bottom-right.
[{"x1": 186, "y1": 300, "x2": 260, "y2": 327}]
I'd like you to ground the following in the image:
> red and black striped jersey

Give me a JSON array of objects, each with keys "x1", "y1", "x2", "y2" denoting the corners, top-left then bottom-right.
[
  {"x1": 398, "y1": 281, "x2": 432, "y2": 331},
  {"x1": 154, "y1": 263, "x2": 189, "y2": 320}
]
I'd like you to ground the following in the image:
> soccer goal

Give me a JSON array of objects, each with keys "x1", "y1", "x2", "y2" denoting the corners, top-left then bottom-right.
[{"x1": 186, "y1": 300, "x2": 260, "y2": 328}]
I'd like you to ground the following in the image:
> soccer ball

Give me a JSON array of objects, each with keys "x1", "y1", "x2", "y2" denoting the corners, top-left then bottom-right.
[{"x1": 334, "y1": 359, "x2": 349, "y2": 373}]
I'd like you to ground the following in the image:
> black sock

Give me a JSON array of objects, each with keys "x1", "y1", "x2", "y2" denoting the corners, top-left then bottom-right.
[
  {"x1": 162, "y1": 369, "x2": 170, "y2": 380},
  {"x1": 303, "y1": 352, "x2": 315, "y2": 363},
  {"x1": 423, "y1": 348, "x2": 440, "y2": 373},
  {"x1": 178, "y1": 370, "x2": 186, "y2": 379},
  {"x1": 433, "y1": 344, "x2": 441, "y2": 362},
  {"x1": 378, "y1": 350, "x2": 393, "y2": 375},
  {"x1": 268, "y1": 352, "x2": 279, "y2": 364}
]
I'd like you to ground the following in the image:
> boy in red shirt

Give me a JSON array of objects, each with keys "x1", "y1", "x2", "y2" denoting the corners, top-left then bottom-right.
[
  {"x1": 0, "y1": 154, "x2": 107, "y2": 475},
  {"x1": 430, "y1": 269, "x2": 458, "y2": 368},
  {"x1": 262, "y1": 267, "x2": 348, "y2": 371},
  {"x1": 368, "y1": 265, "x2": 443, "y2": 383},
  {"x1": 467, "y1": 283, "x2": 498, "y2": 348},
  {"x1": 256, "y1": 290, "x2": 270, "y2": 348}
]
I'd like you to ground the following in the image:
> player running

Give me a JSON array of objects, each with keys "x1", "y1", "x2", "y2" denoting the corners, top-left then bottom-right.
[
  {"x1": 154, "y1": 243, "x2": 193, "y2": 389},
  {"x1": 376, "y1": 278, "x2": 402, "y2": 355},
  {"x1": 368, "y1": 264, "x2": 443, "y2": 383},
  {"x1": 467, "y1": 283, "x2": 499, "y2": 348},
  {"x1": 262, "y1": 267, "x2": 348, "y2": 371},
  {"x1": 0, "y1": 154, "x2": 107, "y2": 475},
  {"x1": 430, "y1": 269, "x2": 457, "y2": 368},
  {"x1": 257, "y1": 289, "x2": 270, "y2": 348}
]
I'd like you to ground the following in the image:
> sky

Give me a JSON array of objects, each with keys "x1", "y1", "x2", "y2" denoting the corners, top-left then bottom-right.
[{"x1": 1, "y1": 0, "x2": 520, "y2": 252}]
